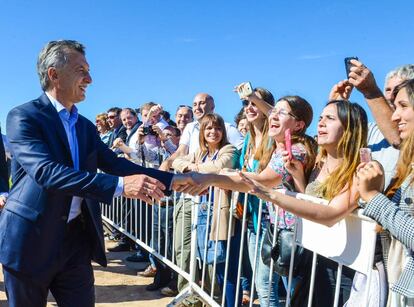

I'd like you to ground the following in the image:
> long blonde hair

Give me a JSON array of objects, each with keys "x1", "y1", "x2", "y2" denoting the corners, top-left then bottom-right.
[
  {"x1": 245, "y1": 87, "x2": 275, "y2": 172},
  {"x1": 316, "y1": 100, "x2": 368, "y2": 200},
  {"x1": 386, "y1": 79, "x2": 414, "y2": 197}
]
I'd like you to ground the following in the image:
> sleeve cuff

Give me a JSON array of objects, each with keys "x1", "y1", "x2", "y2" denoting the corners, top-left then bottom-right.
[
  {"x1": 363, "y1": 193, "x2": 388, "y2": 220},
  {"x1": 113, "y1": 177, "x2": 124, "y2": 198}
]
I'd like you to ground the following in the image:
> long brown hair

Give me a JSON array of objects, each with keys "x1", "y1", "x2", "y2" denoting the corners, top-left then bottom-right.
[
  {"x1": 316, "y1": 100, "x2": 368, "y2": 200},
  {"x1": 386, "y1": 79, "x2": 414, "y2": 197},
  {"x1": 246, "y1": 87, "x2": 275, "y2": 172},
  {"x1": 198, "y1": 113, "x2": 229, "y2": 157}
]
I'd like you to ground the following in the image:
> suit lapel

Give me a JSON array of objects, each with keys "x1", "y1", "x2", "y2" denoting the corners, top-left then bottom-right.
[{"x1": 38, "y1": 94, "x2": 73, "y2": 166}]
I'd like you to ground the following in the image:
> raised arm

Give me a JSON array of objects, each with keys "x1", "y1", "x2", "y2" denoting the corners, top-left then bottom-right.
[
  {"x1": 235, "y1": 82, "x2": 274, "y2": 117},
  {"x1": 348, "y1": 60, "x2": 400, "y2": 147}
]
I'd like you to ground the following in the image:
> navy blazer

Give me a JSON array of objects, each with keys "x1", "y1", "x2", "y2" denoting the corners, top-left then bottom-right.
[{"x1": 0, "y1": 94, "x2": 174, "y2": 276}]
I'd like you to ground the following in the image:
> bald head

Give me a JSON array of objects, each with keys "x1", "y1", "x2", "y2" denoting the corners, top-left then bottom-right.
[{"x1": 192, "y1": 93, "x2": 215, "y2": 121}]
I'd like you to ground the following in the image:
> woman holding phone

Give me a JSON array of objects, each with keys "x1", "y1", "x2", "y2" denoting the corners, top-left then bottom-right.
[
  {"x1": 357, "y1": 79, "x2": 414, "y2": 306},
  {"x1": 195, "y1": 93, "x2": 317, "y2": 306},
  {"x1": 235, "y1": 99, "x2": 368, "y2": 306}
]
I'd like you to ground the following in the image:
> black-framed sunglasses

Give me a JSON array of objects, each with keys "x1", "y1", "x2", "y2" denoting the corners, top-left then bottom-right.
[{"x1": 242, "y1": 100, "x2": 255, "y2": 107}]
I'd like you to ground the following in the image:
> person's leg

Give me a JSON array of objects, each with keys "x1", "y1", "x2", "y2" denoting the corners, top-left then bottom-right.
[
  {"x1": 247, "y1": 221, "x2": 279, "y2": 307},
  {"x1": 50, "y1": 216, "x2": 95, "y2": 307},
  {"x1": 174, "y1": 199, "x2": 193, "y2": 291},
  {"x1": 3, "y1": 266, "x2": 49, "y2": 307},
  {"x1": 215, "y1": 223, "x2": 243, "y2": 307}
]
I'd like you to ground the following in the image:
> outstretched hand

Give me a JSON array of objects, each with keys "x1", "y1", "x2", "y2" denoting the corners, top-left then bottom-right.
[
  {"x1": 171, "y1": 172, "x2": 209, "y2": 196},
  {"x1": 123, "y1": 174, "x2": 166, "y2": 203},
  {"x1": 238, "y1": 171, "x2": 276, "y2": 203}
]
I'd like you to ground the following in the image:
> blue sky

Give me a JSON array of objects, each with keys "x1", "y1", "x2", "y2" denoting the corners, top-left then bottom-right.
[{"x1": 1, "y1": 1, "x2": 413, "y2": 137}]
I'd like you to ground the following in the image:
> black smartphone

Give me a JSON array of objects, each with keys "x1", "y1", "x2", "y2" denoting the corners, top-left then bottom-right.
[{"x1": 344, "y1": 56, "x2": 358, "y2": 77}]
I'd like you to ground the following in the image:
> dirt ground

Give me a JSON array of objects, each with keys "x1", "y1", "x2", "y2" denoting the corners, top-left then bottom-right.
[{"x1": 0, "y1": 240, "x2": 172, "y2": 307}]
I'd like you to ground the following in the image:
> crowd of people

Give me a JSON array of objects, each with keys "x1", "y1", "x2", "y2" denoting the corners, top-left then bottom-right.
[
  {"x1": 0, "y1": 38, "x2": 413, "y2": 307},
  {"x1": 87, "y1": 61, "x2": 414, "y2": 307}
]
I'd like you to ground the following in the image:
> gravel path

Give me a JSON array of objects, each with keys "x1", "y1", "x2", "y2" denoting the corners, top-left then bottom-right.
[{"x1": 0, "y1": 240, "x2": 172, "y2": 306}]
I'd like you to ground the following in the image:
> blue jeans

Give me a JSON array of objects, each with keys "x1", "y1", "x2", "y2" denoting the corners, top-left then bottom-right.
[{"x1": 247, "y1": 219, "x2": 280, "y2": 306}]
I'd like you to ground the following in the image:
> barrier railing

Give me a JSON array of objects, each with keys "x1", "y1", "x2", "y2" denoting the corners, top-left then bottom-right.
[{"x1": 100, "y1": 168, "x2": 378, "y2": 307}]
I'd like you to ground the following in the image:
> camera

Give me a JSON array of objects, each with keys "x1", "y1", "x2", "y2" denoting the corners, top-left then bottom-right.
[
  {"x1": 142, "y1": 126, "x2": 156, "y2": 136},
  {"x1": 237, "y1": 82, "x2": 253, "y2": 99}
]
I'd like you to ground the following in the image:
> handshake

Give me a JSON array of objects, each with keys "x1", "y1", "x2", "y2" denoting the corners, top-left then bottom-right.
[{"x1": 123, "y1": 172, "x2": 207, "y2": 203}]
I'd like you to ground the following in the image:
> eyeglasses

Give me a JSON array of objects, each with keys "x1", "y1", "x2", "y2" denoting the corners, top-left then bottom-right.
[
  {"x1": 268, "y1": 108, "x2": 298, "y2": 120},
  {"x1": 242, "y1": 100, "x2": 256, "y2": 107},
  {"x1": 107, "y1": 115, "x2": 117, "y2": 119}
]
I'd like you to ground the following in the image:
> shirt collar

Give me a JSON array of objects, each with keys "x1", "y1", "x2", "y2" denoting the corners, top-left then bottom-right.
[{"x1": 46, "y1": 92, "x2": 79, "y2": 123}]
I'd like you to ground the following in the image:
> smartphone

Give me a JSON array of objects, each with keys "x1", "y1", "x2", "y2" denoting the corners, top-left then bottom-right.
[
  {"x1": 360, "y1": 147, "x2": 372, "y2": 163},
  {"x1": 344, "y1": 56, "x2": 358, "y2": 78},
  {"x1": 237, "y1": 82, "x2": 253, "y2": 99},
  {"x1": 285, "y1": 128, "x2": 292, "y2": 160}
]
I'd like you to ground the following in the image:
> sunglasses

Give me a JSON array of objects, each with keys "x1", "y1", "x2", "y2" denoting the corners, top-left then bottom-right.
[
  {"x1": 107, "y1": 115, "x2": 117, "y2": 119},
  {"x1": 242, "y1": 100, "x2": 256, "y2": 107}
]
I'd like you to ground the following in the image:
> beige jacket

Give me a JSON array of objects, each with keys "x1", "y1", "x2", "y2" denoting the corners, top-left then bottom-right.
[{"x1": 172, "y1": 144, "x2": 240, "y2": 240}]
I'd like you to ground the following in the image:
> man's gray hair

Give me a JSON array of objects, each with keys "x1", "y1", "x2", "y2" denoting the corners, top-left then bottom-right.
[
  {"x1": 37, "y1": 40, "x2": 85, "y2": 91},
  {"x1": 385, "y1": 64, "x2": 414, "y2": 84}
]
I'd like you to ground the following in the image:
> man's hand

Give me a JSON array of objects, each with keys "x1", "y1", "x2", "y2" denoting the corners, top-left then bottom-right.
[
  {"x1": 151, "y1": 125, "x2": 166, "y2": 142},
  {"x1": 171, "y1": 173, "x2": 209, "y2": 195},
  {"x1": 123, "y1": 174, "x2": 166, "y2": 203},
  {"x1": 329, "y1": 80, "x2": 353, "y2": 101},
  {"x1": 348, "y1": 60, "x2": 383, "y2": 99}
]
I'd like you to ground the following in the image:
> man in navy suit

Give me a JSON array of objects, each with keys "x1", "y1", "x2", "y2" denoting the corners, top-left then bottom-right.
[{"x1": 0, "y1": 40, "x2": 199, "y2": 307}]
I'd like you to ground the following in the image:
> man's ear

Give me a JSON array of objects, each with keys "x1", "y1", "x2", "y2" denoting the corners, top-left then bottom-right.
[{"x1": 47, "y1": 67, "x2": 58, "y2": 83}]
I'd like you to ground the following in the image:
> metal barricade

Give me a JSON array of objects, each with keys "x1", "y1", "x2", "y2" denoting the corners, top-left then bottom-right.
[{"x1": 100, "y1": 166, "x2": 378, "y2": 307}]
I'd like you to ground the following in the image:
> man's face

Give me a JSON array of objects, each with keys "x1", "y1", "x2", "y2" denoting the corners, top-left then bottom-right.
[
  {"x1": 175, "y1": 107, "x2": 193, "y2": 131},
  {"x1": 120, "y1": 110, "x2": 138, "y2": 130},
  {"x1": 53, "y1": 51, "x2": 92, "y2": 105},
  {"x1": 384, "y1": 76, "x2": 404, "y2": 103},
  {"x1": 163, "y1": 127, "x2": 180, "y2": 146},
  {"x1": 107, "y1": 111, "x2": 121, "y2": 129},
  {"x1": 193, "y1": 94, "x2": 214, "y2": 121}
]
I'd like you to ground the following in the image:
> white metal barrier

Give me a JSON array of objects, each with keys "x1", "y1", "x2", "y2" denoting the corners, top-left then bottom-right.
[{"x1": 101, "y1": 175, "x2": 379, "y2": 307}]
